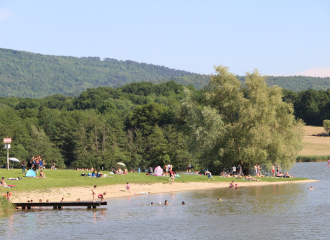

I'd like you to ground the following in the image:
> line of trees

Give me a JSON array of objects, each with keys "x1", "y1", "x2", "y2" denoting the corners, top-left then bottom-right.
[{"x1": 1, "y1": 70, "x2": 330, "y2": 173}]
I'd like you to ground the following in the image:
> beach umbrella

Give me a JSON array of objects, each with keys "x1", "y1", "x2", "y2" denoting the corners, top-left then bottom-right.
[
  {"x1": 8, "y1": 157, "x2": 20, "y2": 169},
  {"x1": 9, "y1": 157, "x2": 20, "y2": 162},
  {"x1": 116, "y1": 162, "x2": 126, "y2": 166}
]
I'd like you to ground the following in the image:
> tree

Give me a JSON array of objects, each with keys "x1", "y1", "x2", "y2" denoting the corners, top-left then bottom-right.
[
  {"x1": 323, "y1": 119, "x2": 330, "y2": 134},
  {"x1": 183, "y1": 66, "x2": 304, "y2": 174}
]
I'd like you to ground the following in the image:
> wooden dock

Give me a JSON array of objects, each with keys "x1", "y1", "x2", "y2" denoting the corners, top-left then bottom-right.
[{"x1": 14, "y1": 201, "x2": 107, "y2": 209}]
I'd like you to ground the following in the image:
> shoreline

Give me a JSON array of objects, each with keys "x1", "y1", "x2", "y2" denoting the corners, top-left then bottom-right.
[{"x1": 11, "y1": 179, "x2": 318, "y2": 203}]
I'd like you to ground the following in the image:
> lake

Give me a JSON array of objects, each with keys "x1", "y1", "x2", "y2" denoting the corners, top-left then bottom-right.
[{"x1": 0, "y1": 162, "x2": 329, "y2": 239}]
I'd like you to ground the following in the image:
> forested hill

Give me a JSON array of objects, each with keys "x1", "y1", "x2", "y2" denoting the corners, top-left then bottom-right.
[
  {"x1": 0, "y1": 48, "x2": 209, "y2": 98},
  {"x1": 237, "y1": 75, "x2": 330, "y2": 92},
  {"x1": 1, "y1": 48, "x2": 330, "y2": 98}
]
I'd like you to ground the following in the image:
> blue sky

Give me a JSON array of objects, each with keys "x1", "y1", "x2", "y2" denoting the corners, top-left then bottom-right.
[{"x1": 0, "y1": 0, "x2": 329, "y2": 76}]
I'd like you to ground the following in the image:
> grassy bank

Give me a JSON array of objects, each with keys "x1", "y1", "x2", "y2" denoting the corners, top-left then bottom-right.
[
  {"x1": 296, "y1": 155, "x2": 330, "y2": 162},
  {"x1": 0, "y1": 169, "x2": 309, "y2": 195}
]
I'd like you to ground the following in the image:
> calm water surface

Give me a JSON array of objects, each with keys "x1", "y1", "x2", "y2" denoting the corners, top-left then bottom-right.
[{"x1": 1, "y1": 162, "x2": 330, "y2": 240}]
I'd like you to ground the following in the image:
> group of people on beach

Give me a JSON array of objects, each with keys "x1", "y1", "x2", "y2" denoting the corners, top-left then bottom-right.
[
  {"x1": 22, "y1": 155, "x2": 47, "y2": 174},
  {"x1": 164, "y1": 163, "x2": 176, "y2": 182}
]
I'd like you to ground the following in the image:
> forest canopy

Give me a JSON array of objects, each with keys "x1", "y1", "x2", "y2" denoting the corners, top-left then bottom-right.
[{"x1": 1, "y1": 48, "x2": 329, "y2": 98}]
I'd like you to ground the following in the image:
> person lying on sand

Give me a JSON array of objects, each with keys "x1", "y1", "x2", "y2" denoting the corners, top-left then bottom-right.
[{"x1": 244, "y1": 175, "x2": 261, "y2": 181}]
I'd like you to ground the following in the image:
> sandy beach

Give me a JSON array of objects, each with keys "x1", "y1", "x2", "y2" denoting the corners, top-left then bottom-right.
[{"x1": 11, "y1": 179, "x2": 317, "y2": 203}]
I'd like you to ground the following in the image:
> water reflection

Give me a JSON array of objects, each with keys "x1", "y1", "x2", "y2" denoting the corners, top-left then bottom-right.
[{"x1": 1, "y1": 162, "x2": 330, "y2": 239}]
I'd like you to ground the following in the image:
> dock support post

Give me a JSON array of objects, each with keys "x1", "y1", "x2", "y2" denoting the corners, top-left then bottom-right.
[
  {"x1": 58, "y1": 206, "x2": 62, "y2": 209},
  {"x1": 27, "y1": 206, "x2": 31, "y2": 209},
  {"x1": 53, "y1": 206, "x2": 57, "y2": 209},
  {"x1": 93, "y1": 206, "x2": 96, "y2": 209},
  {"x1": 87, "y1": 206, "x2": 91, "y2": 209}
]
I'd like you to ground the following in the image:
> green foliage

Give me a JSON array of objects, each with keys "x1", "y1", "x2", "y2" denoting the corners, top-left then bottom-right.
[
  {"x1": 323, "y1": 120, "x2": 330, "y2": 133},
  {"x1": 296, "y1": 155, "x2": 330, "y2": 162},
  {"x1": 0, "y1": 197, "x2": 14, "y2": 213},
  {"x1": 0, "y1": 48, "x2": 207, "y2": 98},
  {"x1": 184, "y1": 66, "x2": 304, "y2": 173}
]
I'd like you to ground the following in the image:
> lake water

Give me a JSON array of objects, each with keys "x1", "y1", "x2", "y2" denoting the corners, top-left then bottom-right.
[{"x1": 0, "y1": 162, "x2": 329, "y2": 240}]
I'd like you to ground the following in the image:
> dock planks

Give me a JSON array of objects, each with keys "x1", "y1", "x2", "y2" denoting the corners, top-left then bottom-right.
[{"x1": 14, "y1": 201, "x2": 107, "y2": 209}]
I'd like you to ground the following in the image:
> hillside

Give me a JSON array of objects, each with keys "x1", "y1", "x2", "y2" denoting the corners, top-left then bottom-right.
[
  {"x1": 0, "y1": 48, "x2": 209, "y2": 98},
  {"x1": 1, "y1": 48, "x2": 330, "y2": 98}
]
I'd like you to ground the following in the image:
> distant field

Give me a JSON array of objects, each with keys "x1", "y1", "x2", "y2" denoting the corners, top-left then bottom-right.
[{"x1": 299, "y1": 126, "x2": 330, "y2": 156}]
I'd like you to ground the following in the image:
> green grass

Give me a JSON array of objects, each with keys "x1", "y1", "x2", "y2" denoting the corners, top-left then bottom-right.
[
  {"x1": 296, "y1": 155, "x2": 330, "y2": 162},
  {"x1": 0, "y1": 169, "x2": 309, "y2": 195}
]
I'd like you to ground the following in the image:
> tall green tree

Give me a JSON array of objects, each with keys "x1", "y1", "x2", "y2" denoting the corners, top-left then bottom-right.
[{"x1": 183, "y1": 66, "x2": 304, "y2": 174}]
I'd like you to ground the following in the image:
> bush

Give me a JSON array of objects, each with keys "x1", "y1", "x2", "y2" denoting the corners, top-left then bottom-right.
[{"x1": 0, "y1": 196, "x2": 14, "y2": 213}]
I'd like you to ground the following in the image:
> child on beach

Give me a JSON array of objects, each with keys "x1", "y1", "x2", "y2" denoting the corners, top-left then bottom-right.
[
  {"x1": 92, "y1": 185, "x2": 97, "y2": 202},
  {"x1": 126, "y1": 182, "x2": 130, "y2": 193},
  {"x1": 229, "y1": 181, "x2": 234, "y2": 188},
  {"x1": 204, "y1": 171, "x2": 215, "y2": 181},
  {"x1": 98, "y1": 192, "x2": 106, "y2": 202}
]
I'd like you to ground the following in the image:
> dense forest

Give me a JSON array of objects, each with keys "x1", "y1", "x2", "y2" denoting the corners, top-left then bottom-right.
[
  {"x1": 1, "y1": 48, "x2": 330, "y2": 98},
  {"x1": 0, "y1": 48, "x2": 209, "y2": 98},
  {"x1": 1, "y1": 79, "x2": 330, "y2": 171},
  {"x1": 0, "y1": 81, "x2": 202, "y2": 170}
]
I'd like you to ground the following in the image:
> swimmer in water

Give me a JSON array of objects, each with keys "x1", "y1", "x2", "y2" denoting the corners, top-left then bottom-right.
[
  {"x1": 182, "y1": 201, "x2": 185, "y2": 205},
  {"x1": 309, "y1": 186, "x2": 314, "y2": 190},
  {"x1": 165, "y1": 200, "x2": 169, "y2": 205},
  {"x1": 150, "y1": 202, "x2": 154, "y2": 206},
  {"x1": 217, "y1": 198, "x2": 222, "y2": 201}
]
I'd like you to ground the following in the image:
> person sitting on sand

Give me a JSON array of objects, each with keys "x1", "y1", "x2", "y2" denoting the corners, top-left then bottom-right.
[
  {"x1": 39, "y1": 170, "x2": 45, "y2": 178},
  {"x1": 275, "y1": 172, "x2": 284, "y2": 178},
  {"x1": 220, "y1": 171, "x2": 226, "y2": 177},
  {"x1": 0, "y1": 177, "x2": 7, "y2": 187},
  {"x1": 60, "y1": 197, "x2": 64, "y2": 202},
  {"x1": 229, "y1": 180, "x2": 234, "y2": 188}
]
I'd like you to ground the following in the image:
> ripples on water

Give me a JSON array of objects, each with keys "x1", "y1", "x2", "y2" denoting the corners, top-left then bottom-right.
[{"x1": 0, "y1": 162, "x2": 330, "y2": 240}]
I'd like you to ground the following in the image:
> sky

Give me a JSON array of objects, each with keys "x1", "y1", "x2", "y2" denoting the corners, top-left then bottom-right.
[{"x1": 0, "y1": 0, "x2": 329, "y2": 76}]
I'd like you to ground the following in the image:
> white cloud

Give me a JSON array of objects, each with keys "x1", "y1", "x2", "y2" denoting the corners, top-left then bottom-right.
[
  {"x1": 0, "y1": 8, "x2": 13, "y2": 20},
  {"x1": 295, "y1": 67, "x2": 330, "y2": 78}
]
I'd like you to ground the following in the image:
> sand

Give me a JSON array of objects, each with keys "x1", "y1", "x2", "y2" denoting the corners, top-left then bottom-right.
[{"x1": 11, "y1": 179, "x2": 317, "y2": 203}]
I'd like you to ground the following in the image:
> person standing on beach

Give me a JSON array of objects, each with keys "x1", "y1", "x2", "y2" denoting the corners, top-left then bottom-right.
[
  {"x1": 204, "y1": 170, "x2": 215, "y2": 181},
  {"x1": 126, "y1": 182, "x2": 130, "y2": 193},
  {"x1": 92, "y1": 185, "x2": 97, "y2": 202},
  {"x1": 21, "y1": 160, "x2": 26, "y2": 174}
]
